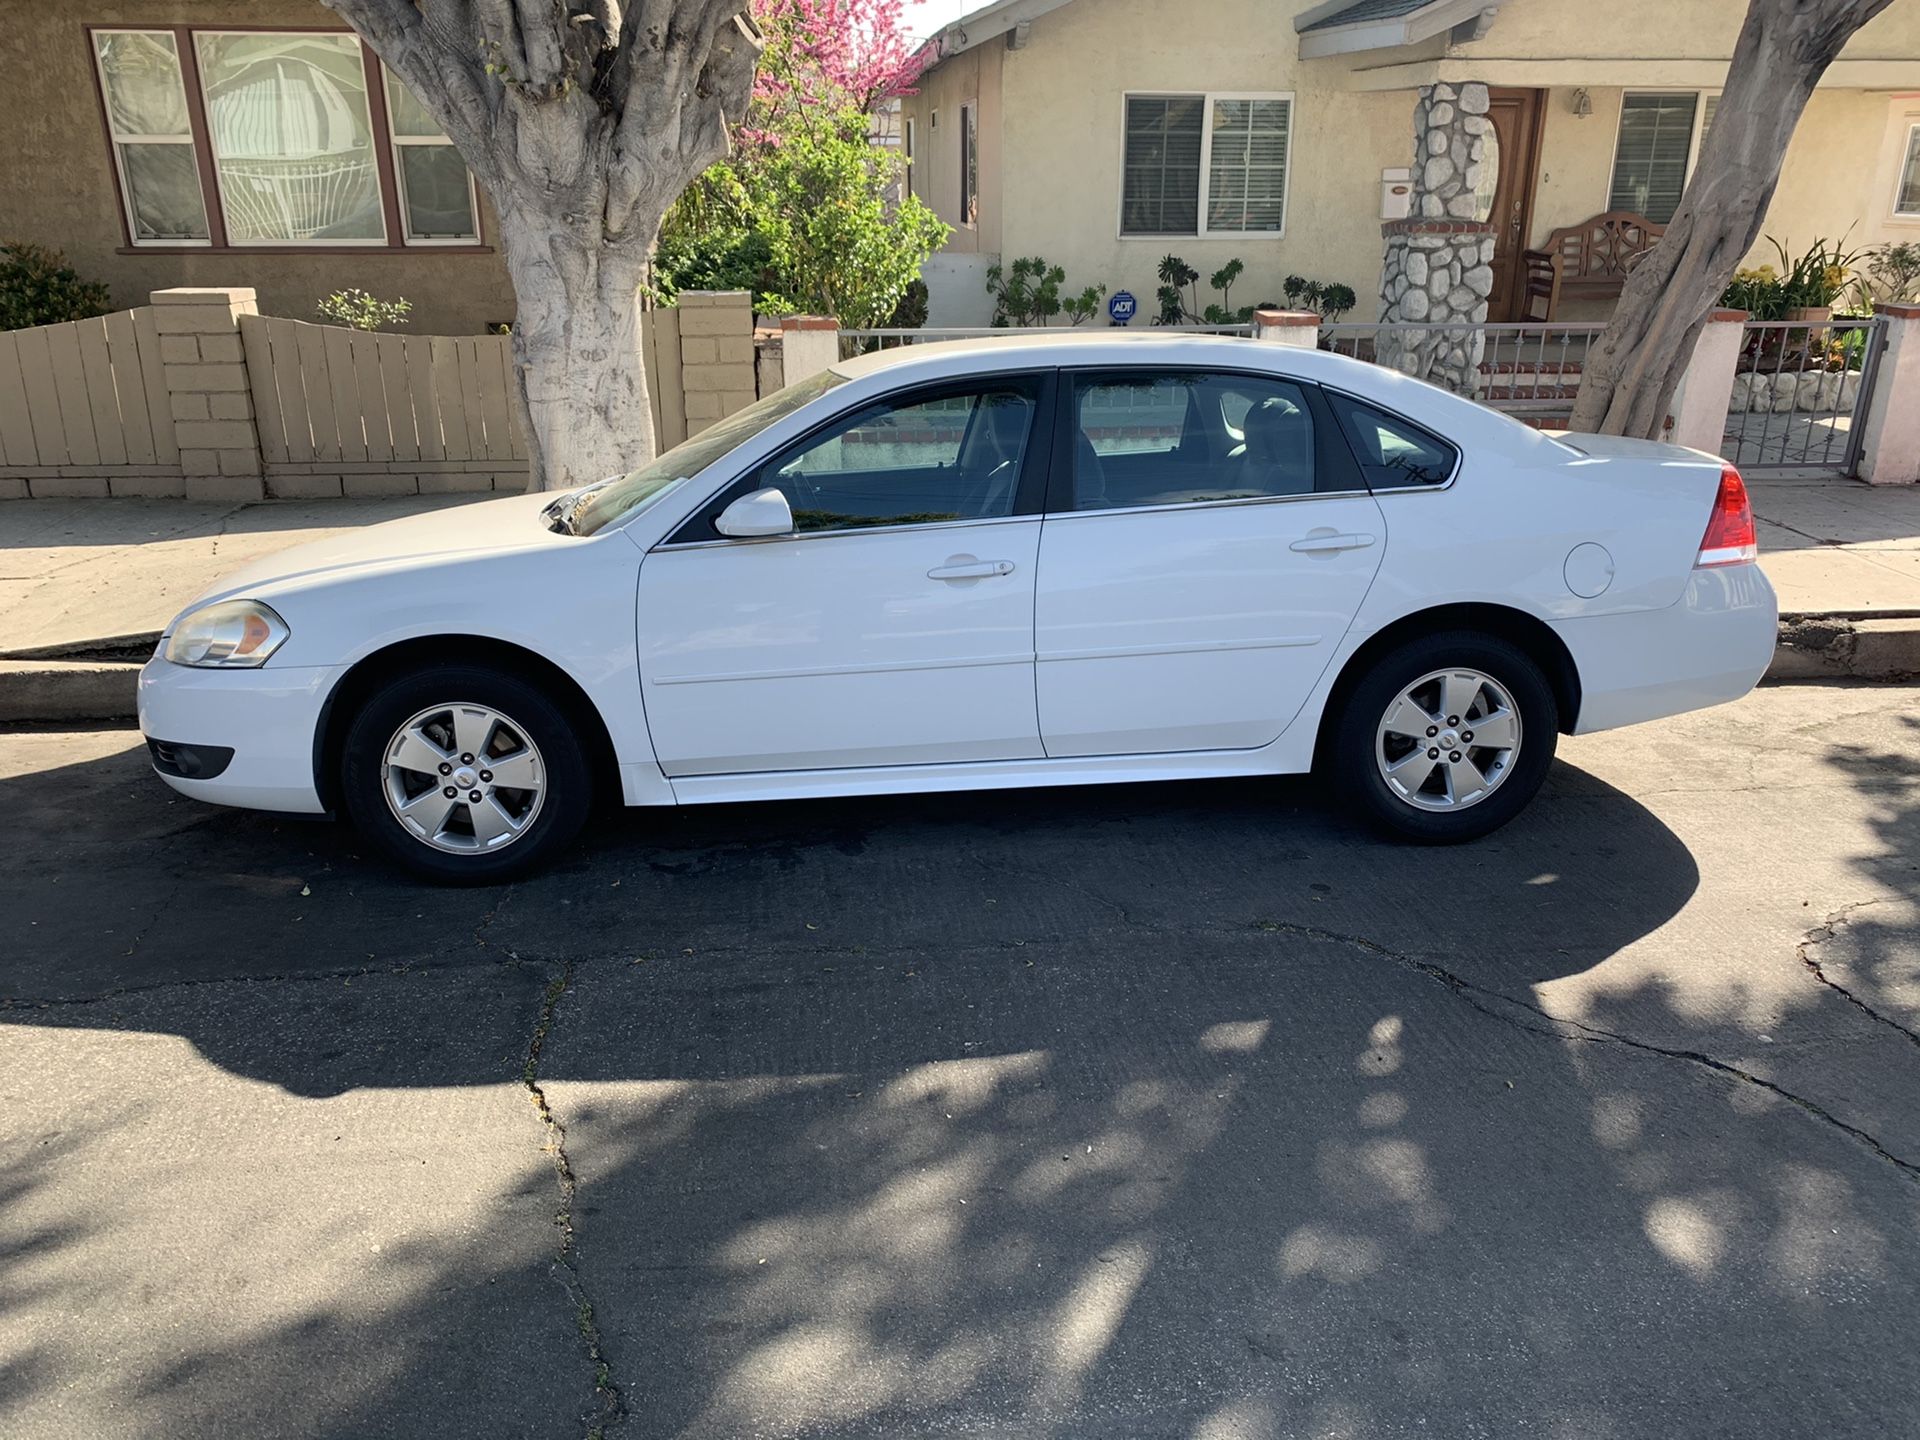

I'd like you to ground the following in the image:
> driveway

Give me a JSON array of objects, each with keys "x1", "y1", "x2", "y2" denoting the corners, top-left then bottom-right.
[{"x1": 2, "y1": 683, "x2": 1917, "y2": 1438}]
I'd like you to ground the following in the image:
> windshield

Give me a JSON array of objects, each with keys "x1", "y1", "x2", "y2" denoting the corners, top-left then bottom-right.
[{"x1": 565, "y1": 369, "x2": 848, "y2": 536}]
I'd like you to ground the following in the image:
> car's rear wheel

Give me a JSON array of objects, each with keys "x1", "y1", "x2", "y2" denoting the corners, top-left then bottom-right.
[
  {"x1": 1331, "y1": 630, "x2": 1558, "y2": 843},
  {"x1": 340, "y1": 665, "x2": 591, "y2": 883}
]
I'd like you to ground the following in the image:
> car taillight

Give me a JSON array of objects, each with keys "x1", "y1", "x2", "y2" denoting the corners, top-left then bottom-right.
[{"x1": 1696, "y1": 464, "x2": 1757, "y2": 568}]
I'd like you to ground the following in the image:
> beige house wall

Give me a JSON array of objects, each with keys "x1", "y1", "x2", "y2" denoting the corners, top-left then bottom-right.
[
  {"x1": 1531, "y1": 86, "x2": 1920, "y2": 268},
  {"x1": 904, "y1": 42, "x2": 1005, "y2": 255},
  {"x1": 915, "y1": 0, "x2": 1920, "y2": 326},
  {"x1": 2, "y1": 0, "x2": 515, "y2": 336},
  {"x1": 991, "y1": 0, "x2": 1411, "y2": 321}
]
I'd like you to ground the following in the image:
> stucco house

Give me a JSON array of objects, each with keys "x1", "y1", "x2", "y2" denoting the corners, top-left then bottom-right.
[
  {"x1": 4, "y1": 2, "x2": 515, "y2": 334},
  {"x1": 900, "y1": 0, "x2": 1920, "y2": 327}
]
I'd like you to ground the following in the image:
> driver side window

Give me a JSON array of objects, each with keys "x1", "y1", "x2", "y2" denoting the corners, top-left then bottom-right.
[{"x1": 753, "y1": 380, "x2": 1041, "y2": 533}]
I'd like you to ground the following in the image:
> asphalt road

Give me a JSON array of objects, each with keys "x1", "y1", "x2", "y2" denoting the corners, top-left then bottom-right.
[{"x1": 2, "y1": 683, "x2": 1918, "y2": 1439}]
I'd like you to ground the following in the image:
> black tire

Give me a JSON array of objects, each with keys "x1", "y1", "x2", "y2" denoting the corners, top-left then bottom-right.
[
  {"x1": 340, "y1": 664, "x2": 592, "y2": 883},
  {"x1": 1329, "y1": 629, "x2": 1558, "y2": 844}
]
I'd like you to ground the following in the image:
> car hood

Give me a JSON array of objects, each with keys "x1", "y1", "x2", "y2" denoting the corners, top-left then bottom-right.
[{"x1": 174, "y1": 491, "x2": 575, "y2": 623}]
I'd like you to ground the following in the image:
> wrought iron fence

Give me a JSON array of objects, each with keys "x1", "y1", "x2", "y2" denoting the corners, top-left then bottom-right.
[
  {"x1": 838, "y1": 322, "x2": 1254, "y2": 357},
  {"x1": 1321, "y1": 322, "x2": 1606, "y2": 420},
  {"x1": 1722, "y1": 317, "x2": 1883, "y2": 474}
]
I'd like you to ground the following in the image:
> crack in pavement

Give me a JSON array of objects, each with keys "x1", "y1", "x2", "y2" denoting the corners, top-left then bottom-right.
[
  {"x1": 1251, "y1": 919, "x2": 1920, "y2": 1185},
  {"x1": 519, "y1": 959, "x2": 625, "y2": 1440},
  {"x1": 1801, "y1": 901, "x2": 1920, "y2": 1051}
]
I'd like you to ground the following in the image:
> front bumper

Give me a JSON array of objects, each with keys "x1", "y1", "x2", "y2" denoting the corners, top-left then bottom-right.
[
  {"x1": 137, "y1": 656, "x2": 339, "y2": 813},
  {"x1": 1554, "y1": 563, "x2": 1778, "y2": 735}
]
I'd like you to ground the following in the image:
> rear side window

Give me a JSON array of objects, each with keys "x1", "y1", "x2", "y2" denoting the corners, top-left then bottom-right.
[
  {"x1": 1326, "y1": 392, "x2": 1458, "y2": 489},
  {"x1": 1069, "y1": 371, "x2": 1322, "y2": 511}
]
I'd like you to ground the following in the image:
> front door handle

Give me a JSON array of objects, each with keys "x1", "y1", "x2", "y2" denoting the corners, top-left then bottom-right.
[
  {"x1": 1289, "y1": 533, "x2": 1376, "y2": 554},
  {"x1": 928, "y1": 559, "x2": 1015, "y2": 580}
]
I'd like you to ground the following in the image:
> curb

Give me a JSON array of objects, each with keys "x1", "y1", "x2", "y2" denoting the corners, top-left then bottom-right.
[
  {"x1": 3, "y1": 616, "x2": 1915, "y2": 726},
  {"x1": 1767, "y1": 614, "x2": 1920, "y2": 683},
  {"x1": 0, "y1": 659, "x2": 145, "y2": 722}
]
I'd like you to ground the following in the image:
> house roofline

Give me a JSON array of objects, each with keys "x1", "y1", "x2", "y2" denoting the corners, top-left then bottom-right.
[
  {"x1": 1296, "y1": 0, "x2": 1503, "y2": 61},
  {"x1": 917, "y1": 0, "x2": 1079, "y2": 72}
]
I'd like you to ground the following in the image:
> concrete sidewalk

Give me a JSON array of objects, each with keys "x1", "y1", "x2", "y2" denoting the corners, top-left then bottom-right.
[{"x1": 1, "y1": 476, "x2": 1917, "y2": 718}]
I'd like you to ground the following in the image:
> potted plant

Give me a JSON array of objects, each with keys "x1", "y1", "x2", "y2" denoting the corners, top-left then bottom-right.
[{"x1": 1768, "y1": 234, "x2": 1861, "y2": 325}]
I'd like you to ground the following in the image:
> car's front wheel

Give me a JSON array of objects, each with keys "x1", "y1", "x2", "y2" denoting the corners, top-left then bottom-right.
[
  {"x1": 1331, "y1": 630, "x2": 1558, "y2": 843},
  {"x1": 340, "y1": 665, "x2": 592, "y2": 883}
]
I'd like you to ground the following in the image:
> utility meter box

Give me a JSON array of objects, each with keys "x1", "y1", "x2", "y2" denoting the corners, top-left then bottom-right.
[{"x1": 1381, "y1": 167, "x2": 1413, "y2": 221}]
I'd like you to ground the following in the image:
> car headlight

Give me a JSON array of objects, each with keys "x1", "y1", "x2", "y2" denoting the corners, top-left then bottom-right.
[{"x1": 163, "y1": 600, "x2": 290, "y2": 668}]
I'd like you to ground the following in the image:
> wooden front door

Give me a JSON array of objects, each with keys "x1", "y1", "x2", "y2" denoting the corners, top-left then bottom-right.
[{"x1": 1485, "y1": 88, "x2": 1546, "y2": 322}]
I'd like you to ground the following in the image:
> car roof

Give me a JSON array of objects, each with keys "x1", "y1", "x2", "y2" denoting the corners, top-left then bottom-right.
[{"x1": 830, "y1": 332, "x2": 1346, "y2": 383}]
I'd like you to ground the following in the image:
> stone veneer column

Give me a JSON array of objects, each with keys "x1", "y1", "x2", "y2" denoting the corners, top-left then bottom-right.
[
  {"x1": 150, "y1": 287, "x2": 265, "y2": 501},
  {"x1": 1376, "y1": 82, "x2": 1499, "y2": 395}
]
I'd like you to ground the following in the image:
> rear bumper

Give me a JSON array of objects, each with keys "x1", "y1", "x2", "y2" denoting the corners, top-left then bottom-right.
[
  {"x1": 137, "y1": 657, "x2": 337, "y2": 813},
  {"x1": 1554, "y1": 563, "x2": 1778, "y2": 735}
]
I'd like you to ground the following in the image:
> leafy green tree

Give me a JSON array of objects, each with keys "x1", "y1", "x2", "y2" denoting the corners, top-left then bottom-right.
[{"x1": 657, "y1": 0, "x2": 946, "y2": 328}]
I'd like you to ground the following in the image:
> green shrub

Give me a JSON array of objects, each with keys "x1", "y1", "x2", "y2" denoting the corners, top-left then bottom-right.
[
  {"x1": 986, "y1": 256, "x2": 1105, "y2": 327},
  {"x1": 1282, "y1": 274, "x2": 1357, "y2": 323},
  {"x1": 0, "y1": 241, "x2": 112, "y2": 332},
  {"x1": 317, "y1": 288, "x2": 412, "y2": 330}
]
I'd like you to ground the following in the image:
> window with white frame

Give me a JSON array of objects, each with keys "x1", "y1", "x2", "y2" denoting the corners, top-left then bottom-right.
[
  {"x1": 1122, "y1": 93, "x2": 1292, "y2": 237},
  {"x1": 384, "y1": 68, "x2": 481, "y2": 242},
  {"x1": 90, "y1": 26, "x2": 480, "y2": 249},
  {"x1": 1895, "y1": 123, "x2": 1920, "y2": 217},
  {"x1": 1608, "y1": 91, "x2": 1716, "y2": 224},
  {"x1": 91, "y1": 31, "x2": 211, "y2": 243}
]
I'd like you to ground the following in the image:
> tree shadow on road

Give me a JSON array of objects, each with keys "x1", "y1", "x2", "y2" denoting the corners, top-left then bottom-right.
[{"x1": 4, "y1": 736, "x2": 1919, "y2": 1437}]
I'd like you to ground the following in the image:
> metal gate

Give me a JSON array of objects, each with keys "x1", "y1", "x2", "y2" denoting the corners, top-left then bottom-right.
[{"x1": 1721, "y1": 316, "x2": 1884, "y2": 475}]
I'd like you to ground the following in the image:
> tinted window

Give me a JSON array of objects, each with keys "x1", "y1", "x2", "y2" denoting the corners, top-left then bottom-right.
[
  {"x1": 1326, "y1": 393, "x2": 1458, "y2": 489},
  {"x1": 1070, "y1": 372, "x2": 1318, "y2": 511},
  {"x1": 755, "y1": 380, "x2": 1039, "y2": 533}
]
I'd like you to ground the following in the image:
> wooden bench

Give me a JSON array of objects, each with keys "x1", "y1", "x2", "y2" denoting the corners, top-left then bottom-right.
[{"x1": 1522, "y1": 211, "x2": 1665, "y2": 320}]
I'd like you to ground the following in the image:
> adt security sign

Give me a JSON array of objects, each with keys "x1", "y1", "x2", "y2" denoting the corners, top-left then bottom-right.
[{"x1": 1108, "y1": 290, "x2": 1138, "y2": 325}]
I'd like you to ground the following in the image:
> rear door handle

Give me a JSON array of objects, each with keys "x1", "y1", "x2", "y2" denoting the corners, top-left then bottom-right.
[
  {"x1": 928, "y1": 560, "x2": 1015, "y2": 580},
  {"x1": 1289, "y1": 533, "x2": 1376, "y2": 554}
]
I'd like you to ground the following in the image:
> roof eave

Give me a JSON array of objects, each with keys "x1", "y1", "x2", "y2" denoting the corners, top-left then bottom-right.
[
  {"x1": 1297, "y1": 0, "x2": 1500, "y2": 61},
  {"x1": 922, "y1": 0, "x2": 1080, "y2": 70}
]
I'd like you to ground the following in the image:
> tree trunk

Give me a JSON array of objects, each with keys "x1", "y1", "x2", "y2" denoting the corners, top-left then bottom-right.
[
  {"x1": 497, "y1": 209, "x2": 657, "y2": 491},
  {"x1": 1566, "y1": 0, "x2": 1893, "y2": 438},
  {"x1": 320, "y1": 0, "x2": 761, "y2": 491}
]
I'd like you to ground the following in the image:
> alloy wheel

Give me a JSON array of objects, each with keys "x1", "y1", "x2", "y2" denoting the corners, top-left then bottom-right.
[
  {"x1": 381, "y1": 702, "x2": 547, "y2": 853},
  {"x1": 1374, "y1": 668, "x2": 1522, "y2": 812}
]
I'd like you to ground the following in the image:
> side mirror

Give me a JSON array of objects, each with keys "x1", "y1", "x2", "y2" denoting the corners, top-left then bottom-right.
[{"x1": 714, "y1": 487, "x2": 795, "y2": 539}]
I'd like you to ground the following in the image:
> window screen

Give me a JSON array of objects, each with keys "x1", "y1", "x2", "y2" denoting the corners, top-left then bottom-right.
[
  {"x1": 1122, "y1": 96, "x2": 1203, "y2": 235},
  {"x1": 1608, "y1": 92, "x2": 1698, "y2": 224}
]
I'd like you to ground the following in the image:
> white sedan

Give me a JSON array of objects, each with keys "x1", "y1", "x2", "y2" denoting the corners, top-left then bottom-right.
[{"x1": 139, "y1": 334, "x2": 1776, "y2": 881}]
